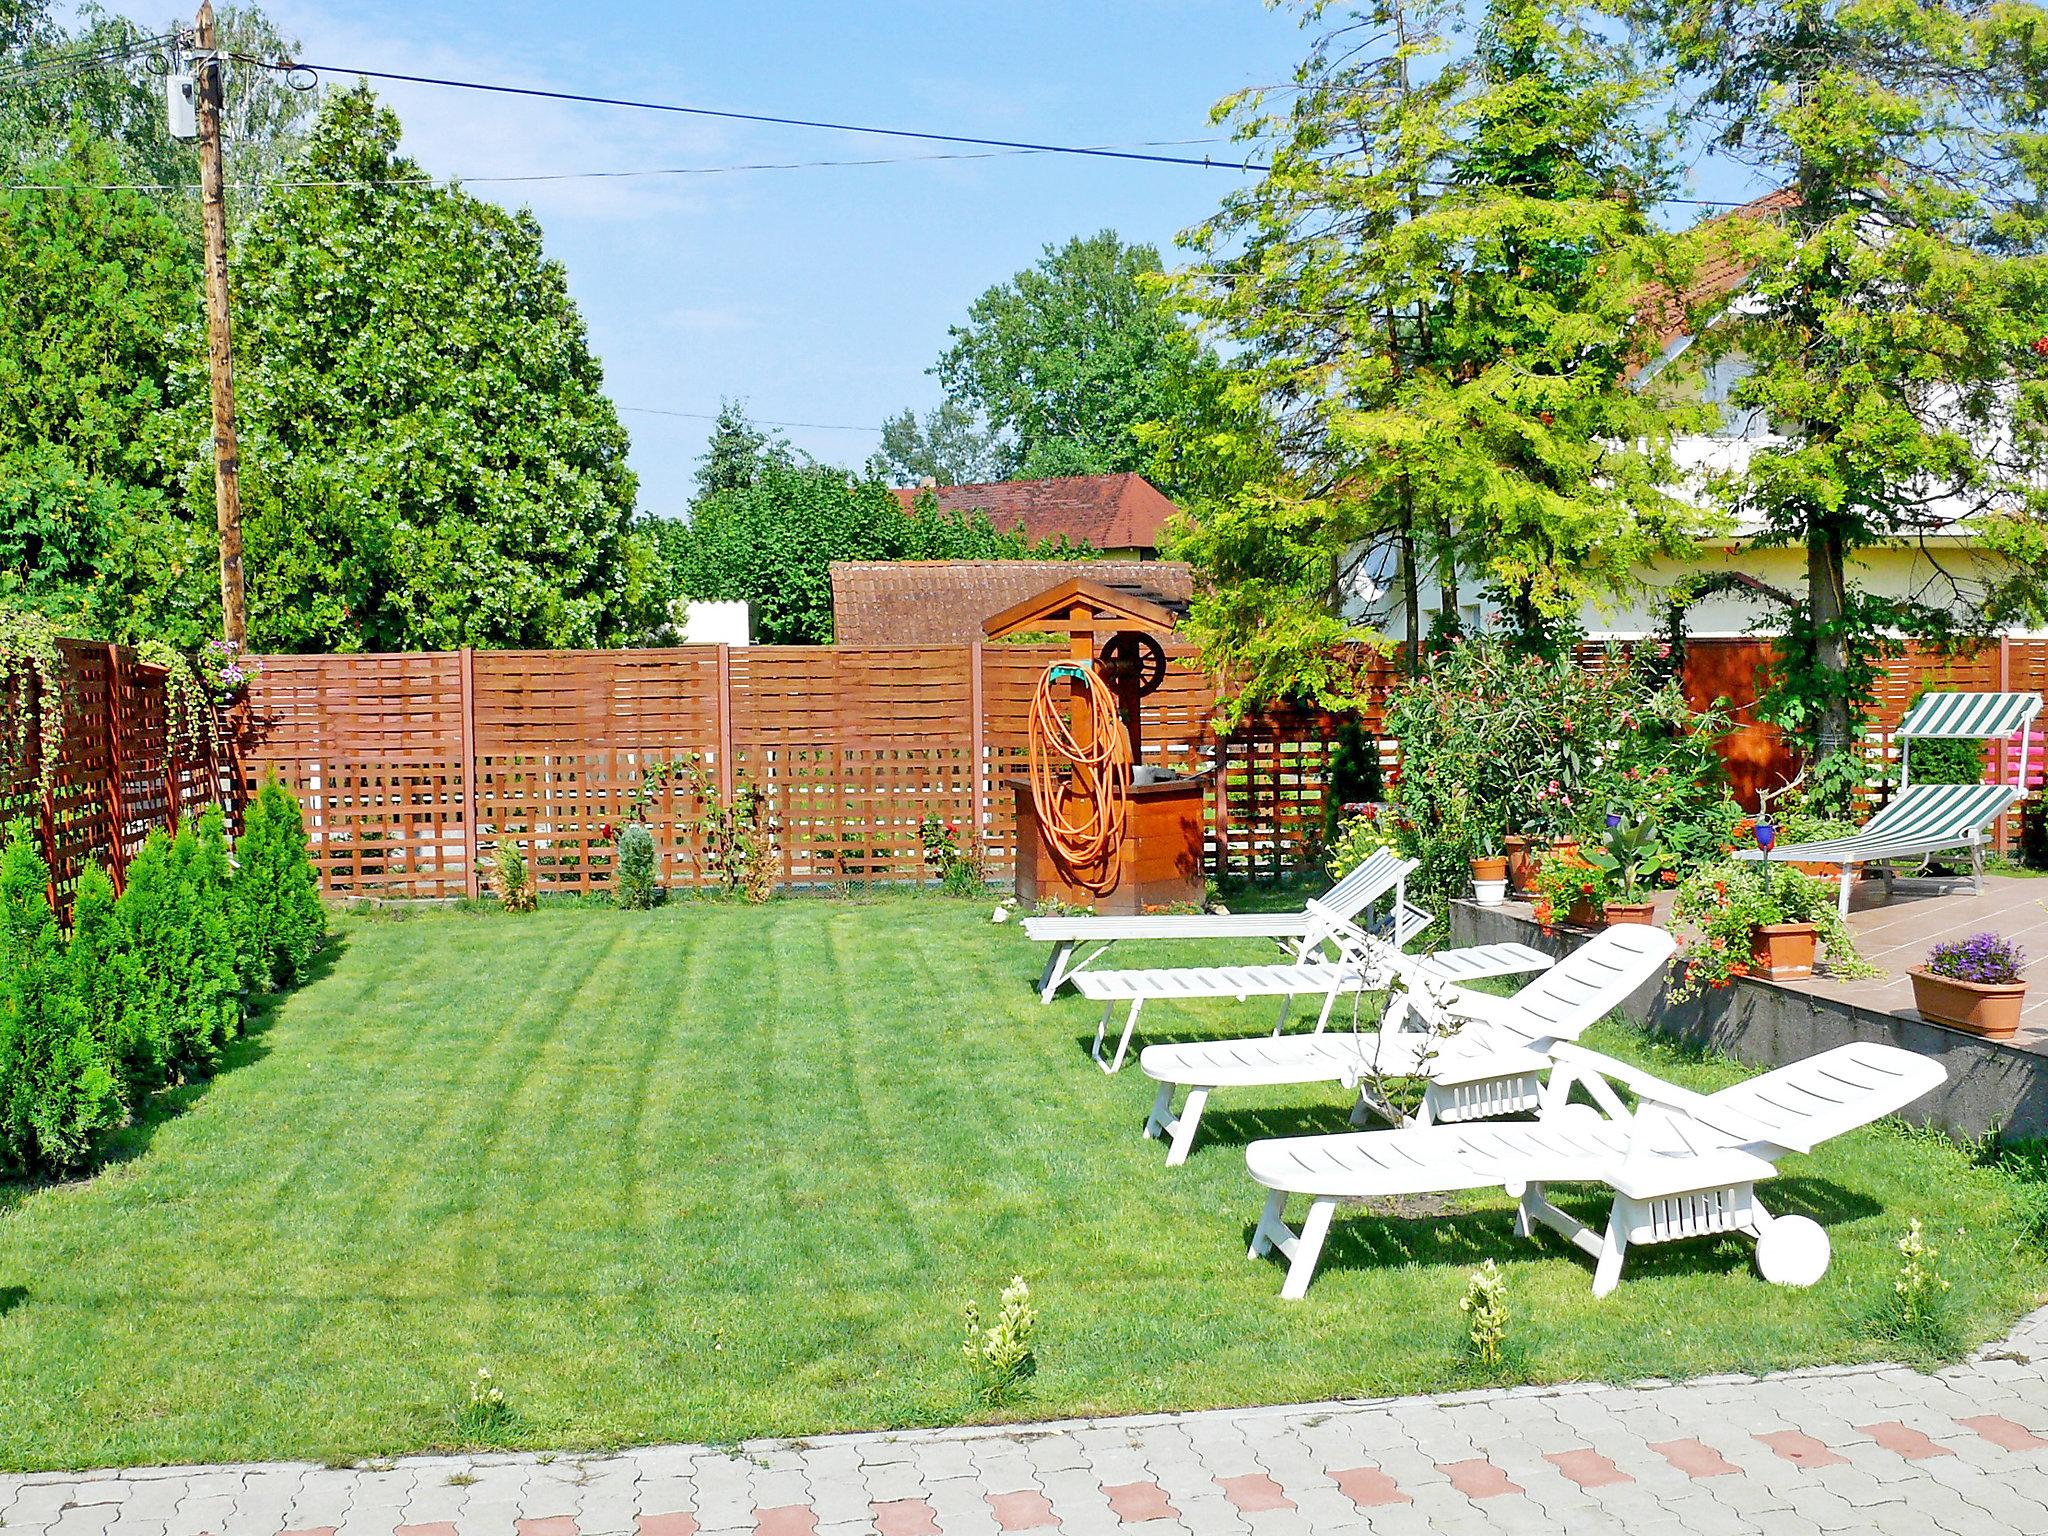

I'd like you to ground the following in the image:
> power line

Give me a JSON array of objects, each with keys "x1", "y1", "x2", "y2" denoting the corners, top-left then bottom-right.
[
  {"x1": 0, "y1": 139, "x2": 1239, "y2": 194},
  {"x1": 227, "y1": 52, "x2": 1276, "y2": 174},
  {"x1": 619, "y1": 405, "x2": 883, "y2": 433}
]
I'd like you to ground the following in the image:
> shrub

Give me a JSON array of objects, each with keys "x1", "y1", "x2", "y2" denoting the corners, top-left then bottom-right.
[
  {"x1": 615, "y1": 823, "x2": 658, "y2": 909},
  {"x1": 1924, "y1": 932, "x2": 2025, "y2": 986},
  {"x1": 919, "y1": 814, "x2": 985, "y2": 896},
  {"x1": 1322, "y1": 805, "x2": 1400, "y2": 882},
  {"x1": 1384, "y1": 639, "x2": 1730, "y2": 929},
  {"x1": 230, "y1": 779, "x2": 327, "y2": 989},
  {"x1": 66, "y1": 860, "x2": 162, "y2": 1102},
  {"x1": 0, "y1": 822, "x2": 122, "y2": 1174},
  {"x1": 493, "y1": 838, "x2": 535, "y2": 913}
]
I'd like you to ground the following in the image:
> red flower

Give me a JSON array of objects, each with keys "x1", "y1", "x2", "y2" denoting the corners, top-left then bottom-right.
[{"x1": 2034, "y1": 336, "x2": 2048, "y2": 357}]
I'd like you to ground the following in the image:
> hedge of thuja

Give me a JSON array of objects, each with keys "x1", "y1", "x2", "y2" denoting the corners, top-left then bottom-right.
[{"x1": 0, "y1": 778, "x2": 325, "y2": 1178}]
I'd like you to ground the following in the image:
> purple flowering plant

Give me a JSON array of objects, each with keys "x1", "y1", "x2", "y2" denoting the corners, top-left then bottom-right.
[
  {"x1": 199, "y1": 637, "x2": 258, "y2": 700},
  {"x1": 1924, "y1": 932, "x2": 2026, "y2": 987}
]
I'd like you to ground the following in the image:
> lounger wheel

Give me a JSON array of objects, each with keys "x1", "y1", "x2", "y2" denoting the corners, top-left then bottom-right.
[{"x1": 1756, "y1": 1215, "x2": 1830, "y2": 1288}]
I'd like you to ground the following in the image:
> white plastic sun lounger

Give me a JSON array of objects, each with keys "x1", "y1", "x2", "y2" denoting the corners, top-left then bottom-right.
[
  {"x1": 1736, "y1": 691, "x2": 2041, "y2": 915},
  {"x1": 1139, "y1": 925, "x2": 1676, "y2": 1165},
  {"x1": 1072, "y1": 900, "x2": 1552, "y2": 1073},
  {"x1": 1023, "y1": 849, "x2": 1415, "y2": 1002},
  {"x1": 1245, "y1": 1039, "x2": 1944, "y2": 1299}
]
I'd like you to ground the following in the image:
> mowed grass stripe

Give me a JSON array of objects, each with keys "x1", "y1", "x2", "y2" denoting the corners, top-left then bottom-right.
[{"x1": 0, "y1": 895, "x2": 2041, "y2": 1469}]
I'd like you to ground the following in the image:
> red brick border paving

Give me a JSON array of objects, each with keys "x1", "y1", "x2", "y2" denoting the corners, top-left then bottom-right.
[
  {"x1": 1214, "y1": 1473, "x2": 1294, "y2": 1514},
  {"x1": 1102, "y1": 1482, "x2": 1177, "y2": 1523},
  {"x1": 753, "y1": 1507, "x2": 817, "y2": 1536},
  {"x1": 1651, "y1": 1438, "x2": 1742, "y2": 1478},
  {"x1": 1860, "y1": 1422, "x2": 1954, "y2": 1460},
  {"x1": 1544, "y1": 1449, "x2": 1632, "y2": 1488},
  {"x1": 1755, "y1": 1431, "x2": 1848, "y2": 1469},
  {"x1": 1331, "y1": 1467, "x2": 1410, "y2": 1508},
  {"x1": 1960, "y1": 1415, "x2": 2048, "y2": 1452},
  {"x1": 1441, "y1": 1459, "x2": 1522, "y2": 1499},
  {"x1": 871, "y1": 1499, "x2": 940, "y2": 1536},
  {"x1": 633, "y1": 1516, "x2": 698, "y2": 1536},
  {"x1": 986, "y1": 1490, "x2": 1057, "y2": 1531}
]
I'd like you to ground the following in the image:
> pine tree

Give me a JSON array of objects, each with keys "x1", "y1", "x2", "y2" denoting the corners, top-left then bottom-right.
[{"x1": 0, "y1": 821, "x2": 121, "y2": 1173}]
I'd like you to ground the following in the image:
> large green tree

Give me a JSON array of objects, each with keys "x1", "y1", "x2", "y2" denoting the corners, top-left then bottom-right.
[
  {"x1": 1649, "y1": 0, "x2": 2048, "y2": 750},
  {"x1": 876, "y1": 230, "x2": 1233, "y2": 496},
  {"x1": 1, "y1": 4, "x2": 312, "y2": 214},
  {"x1": 668, "y1": 464, "x2": 1062, "y2": 643},
  {"x1": 232, "y1": 85, "x2": 659, "y2": 651},
  {"x1": 1169, "y1": 0, "x2": 1702, "y2": 706},
  {"x1": 0, "y1": 133, "x2": 218, "y2": 644}
]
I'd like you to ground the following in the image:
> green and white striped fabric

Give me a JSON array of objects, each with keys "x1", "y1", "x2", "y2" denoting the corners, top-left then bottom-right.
[
  {"x1": 1737, "y1": 782, "x2": 2019, "y2": 863},
  {"x1": 1897, "y1": 691, "x2": 2042, "y2": 740}
]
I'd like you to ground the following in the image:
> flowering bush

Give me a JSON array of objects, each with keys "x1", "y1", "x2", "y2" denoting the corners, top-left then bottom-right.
[
  {"x1": 1924, "y1": 932, "x2": 2025, "y2": 986},
  {"x1": 1669, "y1": 859, "x2": 1873, "y2": 997},
  {"x1": 1383, "y1": 639, "x2": 1731, "y2": 926},
  {"x1": 1323, "y1": 803, "x2": 1400, "y2": 880},
  {"x1": 920, "y1": 814, "x2": 984, "y2": 896},
  {"x1": 1532, "y1": 847, "x2": 1607, "y2": 924},
  {"x1": 198, "y1": 638, "x2": 257, "y2": 700}
]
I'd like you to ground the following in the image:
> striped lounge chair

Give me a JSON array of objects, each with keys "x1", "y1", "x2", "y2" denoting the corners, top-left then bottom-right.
[{"x1": 1738, "y1": 690, "x2": 2042, "y2": 915}]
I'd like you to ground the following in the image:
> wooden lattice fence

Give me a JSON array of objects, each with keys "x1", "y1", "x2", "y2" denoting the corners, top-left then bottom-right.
[
  {"x1": 0, "y1": 639, "x2": 236, "y2": 910},
  {"x1": 233, "y1": 643, "x2": 1386, "y2": 899},
  {"x1": 7, "y1": 634, "x2": 2043, "y2": 906}
]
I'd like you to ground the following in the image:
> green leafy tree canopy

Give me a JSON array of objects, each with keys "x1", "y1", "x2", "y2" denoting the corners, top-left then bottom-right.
[{"x1": 232, "y1": 84, "x2": 660, "y2": 651}]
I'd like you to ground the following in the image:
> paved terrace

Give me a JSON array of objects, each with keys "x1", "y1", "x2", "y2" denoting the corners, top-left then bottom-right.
[
  {"x1": 1785, "y1": 872, "x2": 2048, "y2": 1053},
  {"x1": 8, "y1": 1306, "x2": 2048, "y2": 1536}
]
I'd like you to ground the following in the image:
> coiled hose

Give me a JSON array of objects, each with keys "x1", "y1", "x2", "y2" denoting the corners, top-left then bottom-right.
[{"x1": 1027, "y1": 663, "x2": 1132, "y2": 895}]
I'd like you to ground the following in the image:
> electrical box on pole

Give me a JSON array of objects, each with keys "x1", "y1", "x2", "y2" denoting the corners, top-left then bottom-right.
[{"x1": 167, "y1": 69, "x2": 198, "y2": 139}]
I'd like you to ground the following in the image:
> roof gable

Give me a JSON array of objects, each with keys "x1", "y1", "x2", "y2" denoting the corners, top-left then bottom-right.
[
  {"x1": 888, "y1": 472, "x2": 1179, "y2": 550},
  {"x1": 828, "y1": 559, "x2": 1193, "y2": 646}
]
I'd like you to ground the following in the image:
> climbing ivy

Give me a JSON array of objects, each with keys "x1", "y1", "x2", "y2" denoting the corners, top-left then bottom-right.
[{"x1": 0, "y1": 604, "x2": 65, "y2": 800}]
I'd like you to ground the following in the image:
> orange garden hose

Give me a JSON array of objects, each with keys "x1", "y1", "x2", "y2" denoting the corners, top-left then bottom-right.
[{"x1": 1027, "y1": 662, "x2": 1133, "y2": 895}]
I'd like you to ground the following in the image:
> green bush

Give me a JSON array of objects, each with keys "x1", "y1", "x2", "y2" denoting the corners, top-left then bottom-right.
[
  {"x1": 0, "y1": 822, "x2": 122, "y2": 1175},
  {"x1": 0, "y1": 783, "x2": 326, "y2": 1181},
  {"x1": 614, "y1": 823, "x2": 658, "y2": 910},
  {"x1": 230, "y1": 779, "x2": 327, "y2": 989}
]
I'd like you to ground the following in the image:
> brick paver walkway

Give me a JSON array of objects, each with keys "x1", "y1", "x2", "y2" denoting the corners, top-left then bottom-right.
[{"x1": 8, "y1": 1305, "x2": 2048, "y2": 1536}]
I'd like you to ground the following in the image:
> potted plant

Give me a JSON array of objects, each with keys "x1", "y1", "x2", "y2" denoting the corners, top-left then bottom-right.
[
  {"x1": 1470, "y1": 828, "x2": 1508, "y2": 906},
  {"x1": 1532, "y1": 845, "x2": 1606, "y2": 928},
  {"x1": 1910, "y1": 933, "x2": 2027, "y2": 1039},
  {"x1": 1670, "y1": 858, "x2": 1873, "y2": 996},
  {"x1": 1586, "y1": 809, "x2": 1675, "y2": 925},
  {"x1": 1511, "y1": 777, "x2": 1582, "y2": 896}
]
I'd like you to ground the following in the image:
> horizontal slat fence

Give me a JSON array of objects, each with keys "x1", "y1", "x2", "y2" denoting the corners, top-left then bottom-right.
[
  {"x1": 8, "y1": 634, "x2": 2042, "y2": 907},
  {"x1": 233, "y1": 642, "x2": 1381, "y2": 899}
]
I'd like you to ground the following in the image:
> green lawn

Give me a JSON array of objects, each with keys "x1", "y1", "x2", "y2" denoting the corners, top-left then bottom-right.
[{"x1": 0, "y1": 894, "x2": 2041, "y2": 1471}]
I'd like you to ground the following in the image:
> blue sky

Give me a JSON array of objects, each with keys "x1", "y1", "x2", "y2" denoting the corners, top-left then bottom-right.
[{"x1": 96, "y1": 2, "x2": 1765, "y2": 517}]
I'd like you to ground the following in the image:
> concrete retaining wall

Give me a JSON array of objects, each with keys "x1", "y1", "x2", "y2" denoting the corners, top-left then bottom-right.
[{"x1": 1451, "y1": 900, "x2": 2048, "y2": 1142}]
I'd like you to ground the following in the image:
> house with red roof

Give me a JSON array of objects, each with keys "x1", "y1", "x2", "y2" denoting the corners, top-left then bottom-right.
[{"x1": 888, "y1": 472, "x2": 1179, "y2": 559}]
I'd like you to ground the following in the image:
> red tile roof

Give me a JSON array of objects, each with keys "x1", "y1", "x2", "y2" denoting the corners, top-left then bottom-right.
[
  {"x1": 829, "y1": 560, "x2": 1193, "y2": 645},
  {"x1": 888, "y1": 473, "x2": 1180, "y2": 552},
  {"x1": 1642, "y1": 187, "x2": 1800, "y2": 351}
]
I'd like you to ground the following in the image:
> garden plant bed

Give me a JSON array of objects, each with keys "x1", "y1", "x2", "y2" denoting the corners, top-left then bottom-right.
[{"x1": 0, "y1": 896, "x2": 2040, "y2": 1472}]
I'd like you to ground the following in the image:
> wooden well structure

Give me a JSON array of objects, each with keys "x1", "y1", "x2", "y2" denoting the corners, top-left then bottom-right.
[{"x1": 984, "y1": 575, "x2": 1208, "y2": 913}]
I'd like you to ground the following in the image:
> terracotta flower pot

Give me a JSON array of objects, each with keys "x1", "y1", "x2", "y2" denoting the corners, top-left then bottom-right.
[
  {"x1": 1505, "y1": 835, "x2": 1537, "y2": 896},
  {"x1": 1470, "y1": 855, "x2": 1508, "y2": 907},
  {"x1": 1749, "y1": 922, "x2": 1818, "y2": 981},
  {"x1": 1604, "y1": 901, "x2": 1656, "y2": 926},
  {"x1": 1910, "y1": 967, "x2": 2026, "y2": 1040}
]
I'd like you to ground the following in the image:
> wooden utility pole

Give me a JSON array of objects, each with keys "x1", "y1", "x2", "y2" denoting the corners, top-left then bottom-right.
[{"x1": 194, "y1": 1, "x2": 247, "y2": 646}]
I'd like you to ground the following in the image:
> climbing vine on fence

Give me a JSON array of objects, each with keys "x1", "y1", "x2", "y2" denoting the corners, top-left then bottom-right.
[{"x1": 0, "y1": 605, "x2": 66, "y2": 800}]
